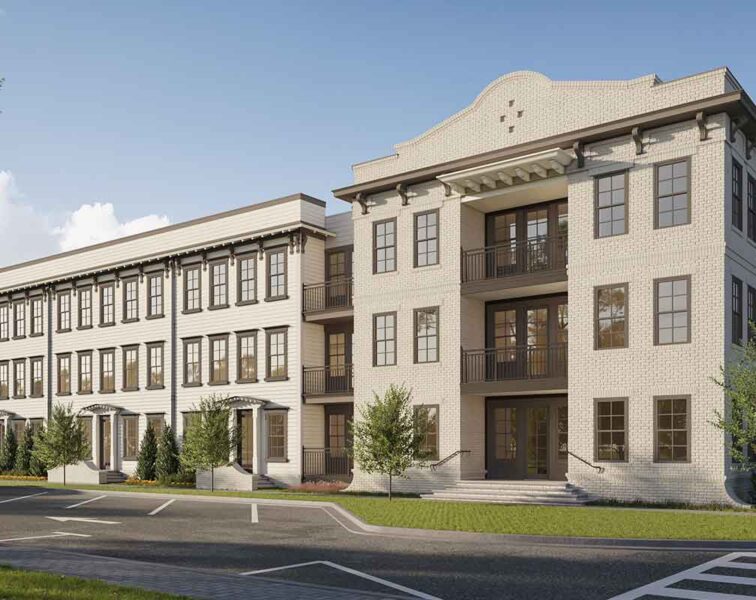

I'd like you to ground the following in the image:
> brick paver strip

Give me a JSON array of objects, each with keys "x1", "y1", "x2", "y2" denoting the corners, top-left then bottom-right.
[{"x1": 0, "y1": 546, "x2": 408, "y2": 600}]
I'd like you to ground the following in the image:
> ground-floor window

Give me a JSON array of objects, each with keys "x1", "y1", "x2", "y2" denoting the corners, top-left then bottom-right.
[
  {"x1": 655, "y1": 396, "x2": 690, "y2": 462},
  {"x1": 267, "y1": 411, "x2": 287, "y2": 461},
  {"x1": 123, "y1": 415, "x2": 139, "y2": 461},
  {"x1": 414, "y1": 405, "x2": 439, "y2": 460},
  {"x1": 595, "y1": 398, "x2": 627, "y2": 462}
]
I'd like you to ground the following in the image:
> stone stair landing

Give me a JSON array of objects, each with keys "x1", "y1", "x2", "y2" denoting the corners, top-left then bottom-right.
[{"x1": 420, "y1": 479, "x2": 596, "y2": 505}]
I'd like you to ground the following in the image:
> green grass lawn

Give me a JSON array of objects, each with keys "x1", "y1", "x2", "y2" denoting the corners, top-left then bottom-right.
[
  {"x1": 0, "y1": 565, "x2": 187, "y2": 599},
  {"x1": 1, "y1": 480, "x2": 754, "y2": 541}
]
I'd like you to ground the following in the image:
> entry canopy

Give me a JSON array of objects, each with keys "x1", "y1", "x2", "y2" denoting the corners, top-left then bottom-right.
[{"x1": 79, "y1": 404, "x2": 124, "y2": 415}]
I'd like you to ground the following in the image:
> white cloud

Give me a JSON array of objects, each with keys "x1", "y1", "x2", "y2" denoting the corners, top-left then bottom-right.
[{"x1": 0, "y1": 171, "x2": 171, "y2": 267}]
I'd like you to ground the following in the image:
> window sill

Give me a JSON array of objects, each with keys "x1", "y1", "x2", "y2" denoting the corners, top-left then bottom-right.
[
  {"x1": 235, "y1": 378, "x2": 258, "y2": 385},
  {"x1": 652, "y1": 460, "x2": 692, "y2": 465},
  {"x1": 146, "y1": 385, "x2": 165, "y2": 391},
  {"x1": 29, "y1": 332, "x2": 44, "y2": 338},
  {"x1": 29, "y1": 394, "x2": 44, "y2": 399},
  {"x1": 264, "y1": 376, "x2": 289, "y2": 382},
  {"x1": 182, "y1": 309, "x2": 202, "y2": 315},
  {"x1": 12, "y1": 395, "x2": 26, "y2": 400},
  {"x1": 76, "y1": 326, "x2": 93, "y2": 331},
  {"x1": 208, "y1": 380, "x2": 229, "y2": 386},
  {"x1": 236, "y1": 300, "x2": 258, "y2": 307},
  {"x1": 99, "y1": 390, "x2": 116, "y2": 394},
  {"x1": 146, "y1": 314, "x2": 165, "y2": 321},
  {"x1": 267, "y1": 458, "x2": 289, "y2": 463},
  {"x1": 413, "y1": 262, "x2": 441, "y2": 270},
  {"x1": 264, "y1": 295, "x2": 289, "y2": 303},
  {"x1": 121, "y1": 387, "x2": 140, "y2": 392},
  {"x1": 0, "y1": 338, "x2": 8, "y2": 343},
  {"x1": 121, "y1": 318, "x2": 139, "y2": 324},
  {"x1": 182, "y1": 382, "x2": 203, "y2": 388},
  {"x1": 123, "y1": 457, "x2": 137, "y2": 462},
  {"x1": 208, "y1": 304, "x2": 230, "y2": 311},
  {"x1": 99, "y1": 322, "x2": 116, "y2": 328},
  {"x1": 77, "y1": 391, "x2": 93, "y2": 395},
  {"x1": 12, "y1": 336, "x2": 26, "y2": 341},
  {"x1": 56, "y1": 392, "x2": 72, "y2": 397}
]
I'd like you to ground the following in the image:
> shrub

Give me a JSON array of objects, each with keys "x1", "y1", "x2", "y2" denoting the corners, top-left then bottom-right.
[
  {"x1": 29, "y1": 429, "x2": 47, "y2": 477},
  {"x1": 136, "y1": 424, "x2": 157, "y2": 481},
  {"x1": 155, "y1": 425, "x2": 180, "y2": 481},
  {"x1": 288, "y1": 481, "x2": 347, "y2": 494},
  {"x1": 14, "y1": 425, "x2": 33, "y2": 475},
  {"x1": 0, "y1": 427, "x2": 18, "y2": 473}
]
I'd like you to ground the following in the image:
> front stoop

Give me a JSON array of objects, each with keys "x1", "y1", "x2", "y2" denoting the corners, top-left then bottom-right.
[
  {"x1": 420, "y1": 480, "x2": 597, "y2": 505},
  {"x1": 105, "y1": 471, "x2": 127, "y2": 484}
]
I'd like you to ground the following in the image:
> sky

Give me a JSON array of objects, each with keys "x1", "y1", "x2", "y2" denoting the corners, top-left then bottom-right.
[{"x1": 1, "y1": 1, "x2": 755, "y2": 266}]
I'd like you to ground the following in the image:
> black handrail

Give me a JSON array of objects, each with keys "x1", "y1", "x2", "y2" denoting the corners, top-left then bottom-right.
[
  {"x1": 462, "y1": 344, "x2": 567, "y2": 383},
  {"x1": 462, "y1": 234, "x2": 567, "y2": 284},
  {"x1": 429, "y1": 449, "x2": 471, "y2": 471},
  {"x1": 303, "y1": 364, "x2": 354, "y2": 395},
  {"x1": 303, "y1": 278, "x2": 353, "y2": 314},
  {"x1": 567, "y1": 450, "x2": 605, "y2": 474}
]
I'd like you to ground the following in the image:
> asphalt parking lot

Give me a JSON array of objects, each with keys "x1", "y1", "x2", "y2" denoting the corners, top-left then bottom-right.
[{"x1": 0, "y1": 486, "x2": 754, "y2": 600}]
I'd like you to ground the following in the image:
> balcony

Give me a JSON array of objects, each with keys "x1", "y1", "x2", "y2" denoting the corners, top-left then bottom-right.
[
  {"x1": 302, "y1": 278, "x2": 353, "y2": 322},
  {"x1": 303, "y1": 364, "x2": 354, "y2": 399},
  {"x1": 302, "y1": 448, "x2": 353, "y2": 482},
  {"x1": 461, "y1": 235, "x2": 567, "y2": 299},
  {"x1": 461, "y1": 344, "x2": 567, "y2": 394}
]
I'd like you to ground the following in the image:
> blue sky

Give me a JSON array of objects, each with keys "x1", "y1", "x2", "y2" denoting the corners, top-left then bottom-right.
[{"x1": 0, "y1": 1, "x2": 755, "y2": 264}]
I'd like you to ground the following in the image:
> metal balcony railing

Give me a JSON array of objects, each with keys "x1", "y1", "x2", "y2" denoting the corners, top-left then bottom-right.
[
  {"x1": 461, "y1": 344, "x2": 567, "y2": 383},
  {"x1": 302, "y1": 448, "x2": 353, "y2": 481},
  {"x1": 303, "y1": 364, "x2": 354, "y2": 395},
  {"x1": 303, "y1": 278, "x2": 353, "y2": 314},
  {"x1": 462, "y1": 235, "x2": 567, "y2": 284}
]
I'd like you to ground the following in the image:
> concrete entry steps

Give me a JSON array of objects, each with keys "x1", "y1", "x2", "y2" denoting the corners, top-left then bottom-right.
[{"x1": 420, "y1": 480, "x2": 597, "y2": 505}]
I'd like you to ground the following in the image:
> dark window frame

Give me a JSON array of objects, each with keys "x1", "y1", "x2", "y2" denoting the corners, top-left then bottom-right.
[
  {"x1": 0, "y1": 360, "x2": 8, "y2": 399},
  {"x1": 0, "y1": 303, "x2": 8, "y2": 341},
  {"x1": 183, "y1": 265, "x2": 202, "y2": 313},
  {"x1": 594, "y1": 398, "x2": 628, "y2": 462},
  {"x1": 182, "y1": 337, "x2": 202, "y2": 387},
  {"x1": 12, "y1": 300, "x2": 25, "y2": 339},
  {"x1": 413, "y1": 209, "x2": 439, "y2": 268},
  {"x1": 732, "y1": 159, "x2": 743, "y2": 230},
  {"x1": 57, "y1": 290, "x2": 72, "y2": 333},
  {"x1": 732, "y1": 276, "x2": 743, "y2": 345},
  {"x1": 373, "y1": 218, "x2": 397, "y2": 274},
  {"x1": 99, "y1": 282, "x2": 116, "y2": 326},
  {"x1": 29, "y1": 356, "x2": 43, "y2": 398},
  {"x1": 122, "y1": 277, "x2": 139, "y2": 323},
  {"x1": 373, "y1": 311, "x2": 397, "y2": 366},
  {"x1": 208, "y1": 259, "x2": 229, "y2": 310},
  {"x1": 236, "y1": 330, "x2": 258, "y2": 384},
  {"x1": 77, "y1": 286, "x2": 93, "y2": 330},
  {"x1": 122, "y1": 414, "x2": 139, "y2": 461},
  {"x1": 208, "y1": 334, "x2": 229, "y2": 385},
  {"x1": 594, "y1": 283, "x2": 629, "y2": 350},
  {"x1": 749, "y1": 285, "x2": 756, "y2": 342},
  {"x1": 56, "y1": 353, "x2": 72, "y2": 396},
  {"x1": 266, "y1": 410, "x2": 288, "y2": 461},
  {"x1": 654, "y1": 157, "x2": 692, "y2": 229},
  {"x1": 122, "y1": 345, "x2": 140, "y2": 392},
  {"x1": 653, "y1": 275, "x2": 691, "y2": 345},
  {"x1": 413, "y1": 306, "x2": 439, "y2": 364},
  {"x1": 99, "y1": 348, "x2": 116, "y2": 394},
  {"x1": 747, "y1": 174, "x2": 756, "y2": 242},
  {"x1": 77, "y1": 350, "x2": 93, "y2": 395},
  {"x1": 146, "y1": 342, "x2": 165, "y2": 390},
  {"x1": 236, "y1": 253, "x2": 258, "y2": 305},
  {"x1": 654, "y1": 395, "x2": 691, "y2": 463},
  {"x1": 30, "y1": 297, "x2": 43, "y2": 336},
  {"x1": 594, "y1": 170, "x2": 629, "y2": 238},
  {"x1": 265, "y1": 247, "x2": 288, "y2": 301},
  {"x1": 265, "y1": 327, "x2": 289, "y2": 381},
  {"x1": 146, "y1": 273, "x2": 164, "y2": 319},
  {"x1": 414, "y1": 404, "x2": 439, "y2": 461},
  {"x1": 12, "y1": 359, "x2": 26, "y2": 399}
]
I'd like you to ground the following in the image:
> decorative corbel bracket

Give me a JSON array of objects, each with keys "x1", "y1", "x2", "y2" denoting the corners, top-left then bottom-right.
[
  {"x1": 696, "y1": 111, "x2": 708, "y2": 141},
  {"x1": 229, "y1": 249, "x2": 236, "y2": 267},
  {"x1": 730, "y1": 116, "x2": 748, "y2": 143},
  {"x1": 299, "y1": 231, "x2": 308, "y2": 254},
  {"x1": 396, "y1": 183, "x2": 409, "y2": 206},
  {"x1": 289, "y1": 233, "x2": 296, "y2": 255},
  {"x1": 572, "y1": 141, "x2": 585, "y2": 169},
  {"x1": 631, "y1": 127, "x2": 644, "y2": 155},
  {"x1": 441, "y1": 182, "x2": 452, "y2": 197},
  {"x1": 355, "y1": 192, "x2": 369, "y2": 215},
  {"x1": 202, "y1": 253, "x2": 208, "y2": 271},
  {"x1": 747, "y1": 140, "x2": 754, "y2": 161},
  {"x1": 138, "y1": 266, "x2": 144, "y2": 283}
]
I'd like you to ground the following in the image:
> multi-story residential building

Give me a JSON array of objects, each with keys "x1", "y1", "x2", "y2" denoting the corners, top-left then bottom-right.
[
  {"x1": 0, "y1": 193, "x2": 355, "y2": 487},
  {"x1": 334, "y1": 68, "x2": 756, "y2": 504}
]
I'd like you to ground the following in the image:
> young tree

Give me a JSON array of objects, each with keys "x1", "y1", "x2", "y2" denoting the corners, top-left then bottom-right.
[
  {"x1": 156, "y1": 425, "x2": 181, "y2": 482},
  {"x1": 180, "y1": 395, "x2": 237, "y2": 491},
  {"x1": 29, "y1": 427, "x2": 47, "y2": 477},
  {"x1": 0, "y1": 427, "x2": 17, "y2": 473},
  {"x1": 32, "y1": 404, "x2": 89, "y2": 485},
  {"x1": 136, "y1": 424, "x2": 158, "y2": 481},
  {"x1": 351, "y1": 384, "x2": 430, "y2": 500},
  {"x1": 14, "y1": 425, "x2": 33, "y2": 475}
]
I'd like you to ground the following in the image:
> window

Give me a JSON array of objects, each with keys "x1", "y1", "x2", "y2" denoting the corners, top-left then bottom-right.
[
  {"x1": 267, "y1": 412, "x2": 287, "y2": 460},
  {"x1": 147, "y1": 274, "x2": 163, "y2": 317},
  {"x1": 123, "y1": 415, "x2": 139, "y2": 461},
  {"x1": 13, "y1": 360, "x2": 25, "y2": 398},
  {"x1": 595, "y1": 284, "x2": 628, "y2": 349},
  {"x1": 557, "y1": 304, "x2": 568, "y2": 344},
  {"x1": 0, "y1": 304, "x2": 8, "y2": 340},
  {"x1": 748, "y1": 175, "x2": 756, "y2": 242},
  {"x1": 595, "y1": 172, "x2": 627, "y2": 238},
  {"x1": 13, "y1": 302, "x2": 25, "y2": 338},
  {"x1": 100, "y1": 283, "x2": 115, "y2": 325},
  {"x1": 78, "y1": 287, "x2": 92, "y2": 328},
  {"x1": 733, "y1": 160, "x2": 743, "y2": 230},
  {"x1": 57, "y1": 354, "x2": 71, "y2": 395},
  {"x1": 373, "y1": 219, "x2": 396, "y2": 273},
  {"x1": 100, "y1": 349, "x2": 115, "y2": 393},
  {"x1": 749, "y1": 286, "x2": 756, "y2": 342},
  {"x1": 414, "y1": 405, "x2": 439, "y2": 460},
  {"x1": 78, "y1": 352, "x2": 92, "y2": 394},
  {"x1": 373, "y1": 312, "x2": 396, "y2": 366},
  {"x1": 183, "y1": 339, "x2": 201, "y2": 386},
  {"x1": 414, "y1": 307, "x2": 439, "y2": 363},
  {"x1": 30, "y1": 298, "x2": 43, "y2": 336},
  {"x1": 655, "y1": 159, "x2": 690, "y2": 228},
  {"x1": 655, "y1": 397, "x2": 690, "y2": 462},
  {"x1": 265, "y1": 329, "x2": 287, "y2": 380},
  {"x1": 237, "y1": 331, "x2": 257, "y2": 383},
  {"x1": 595, "y1": 399, "x2": 627, "y2": 461},
  {"x1": 414, "y1": 210, "x2": 438, "y2": 267},
  {"x1": 123, "y1": 346, "x2": 139, "y2": 391},
  {"x1": 147, "y1": 343, "x2": 164, "y2": 388},
  {"x1": 123, "y1": 279, "x2": 139, "y2": 321},
  {"x1": 209, "y1": 261, "x2": 228, "y2": 308},
  {"x1": 30, "y1": 357, "x2": 43, "y2": 397},
  {"x1": 237, "y1": 255, "x2": 257, "y2": 304},
  {"x1": 655, "y1": 276, "x2": 690, "y2": 345},
  {"x1": 209, "y1": 335, "x2": 228, "y2": 384},
  {"x1": 266, "y1": 249, "x2": 287, "y2": 300},
  {"x1": 183, "y1": 266, "x2": 201, "y2": 312},
  {"x1": 0, "y1": 362, "x2": 8, "y2": 399},
  {"x1": 58, "y1": 291, "x2": 71, "y2": 331},
  {"x1": 732, "y1": 276, "x2": 743, "y2": 345},
  {"x1": 147, "y1": 414, "x2": 164, "y2": 437},
  {"x1": 78, "y1": 416, "x2": 92, "y2": 459}
]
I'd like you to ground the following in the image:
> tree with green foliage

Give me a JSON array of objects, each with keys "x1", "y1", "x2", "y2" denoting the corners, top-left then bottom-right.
[
  {"x1": 29, "y1": 427, "x2": 47, "y2": 477},
  {"x1": 156, "y1": 425, "x2": 181, "y2": 482},
  {"x1": 136, "y1": 424, "x2": 158, "y2": 481},
  {"x1": 0, "y1": 427, "x2": 18, "y2": 473},
  {"x1": 351, "y1": 384, "x2": 430, "y2": 500},
  {"x1": 14, "y1": 425, "x2": 33, "y2": 475},
  {"x1": 180, "y1": 395, "x2": 237, "y2": 491},
  {"x1": 32, "y1": 404, "x2": 89, "y2": 485}
]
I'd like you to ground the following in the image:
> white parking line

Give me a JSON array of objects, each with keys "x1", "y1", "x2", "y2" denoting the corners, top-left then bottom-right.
[
  {"x1": 0, "y1": 491, "x2": 48, "y2": 504},
  {"x1": 608, "y1": 551, "x2": 756, "y2": 599},
  {"x1": 148, "y1": 499, "x2": 175, "y2": 516},
  {"x1": 0, "y1": 532, "x2": 91, "y2": 543},
  {"x1": 250, "y1": 503, "x2": 259, "y2": 524},
  {"x1": 65, "y1": 495, "x2": 107, "y2": 510}
]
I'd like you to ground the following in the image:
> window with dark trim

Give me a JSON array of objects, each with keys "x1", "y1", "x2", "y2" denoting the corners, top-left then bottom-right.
[
  {"x1": 147, "y1": 274, "x2": 164, "y2": 318},
  {"x1": 209, "y1": 335, "x2": 229, "y2": 384},
  {"x1": 183, "y1": 338, "x2": 201, "y2": 386},
  {"x1": 99, "y1": 349, "x2": 115, "y2": 393},
  {"x1": 267, "y1": 411, "x2": 287, "y2": 460},
  {"x1": 414, "y1": 307, "x2": 439, "y2": 363},
  {"x1": 30, "y1": 357, "x2": 43, "y2": 397},
  {"x1": 655, "y1": 276, "x2": 690, "y2": 345},
  {"x1": 123, "y1": 415, "x2": 139, "y2": 461},
  {"x1": 100, "y1": 283, "x2": 115, "y2": 325},
  {"x1": 0, "y1": 304, "x2": 9, "y2": 340},
  {"x1": 595, "y1": 399, "x2": 627, "y2": 462},
  {"x1": 30, "y1": 298, "x2": 43, "y2": 336},
  {"x1": 414, "y1": 210, "x2": 438, "y2": 267},
  {"x1": 655, "y1": 396, "x2": 690, "y2": 462},
  {"x1": 209, "y1": 261, "x2": 229, "y2": 308},
  {"x1": 122, "y1": 346, "x2": 139, "y2": 391},
  {"x1": 237, "y1": 254, "x2": 257, "y2": 304},
  {"x1": 265, "y1": 328, "x2": 287, "y2": 380},
  {"x1": 414, "y1": 405, "x2": 439, "y2": 460},
  {"x1": 183, "y1": 266, "x2": 201, "y2": 312},
  {"x1": 266, "y1": 248, "x2": 287, "y2": 300},
  {"x1": 748, "y1": 175, "x2": 756, "y2": 242},
  {"x1": 373, "y1": 219, "x2": 396, "y2": 273},
  {"x1": 0, "y1": 361, "x2": 8, "y2": 399},
  {"x1": 78, "y1": 287, "x2": 92, "y2": 328},
  {"x1": 13, "y1": 359, "x2": 26, "y2": 398},
  {"x1": 78, "y1": 351, "x2": 92, "y2": 394},
  {"x1": 147, "y1": 414, "x2": 165, "y2": 437},
  {"x1": 147, "y1": 343, "x2": 164, "y2": 389},
  {"x1": 123, "y1": 279, "x2": 139, "y2": 322},
  {"x1": 57, "y1": 291, "x2": 71, "y2": 332},
  {"x1": 57, "y1": 354, "x2": 71, "y2": 395},
  {"x1": 237, "y1": 331, "x2": 257, "y2": 383},
  {"x1": 13, "y1": 301, "x2": 25, "y2": 338},
  {"x1": 733, "y1": 159, "x2": 743, "y2": 230},
  {"x1": 655, "y1": 159, "x2": 690, "y2": 228},
  {"x1": 749, "y1": 286, "x2": 756, "y2": 342},
  {"x1": 595, "y1": 284, "x2": 628, "y2": 349},
  {"x1": 732, "y1": 276, "x2": 743, "y2": 345},
  {"x1": 595, "y1": 172, "x2": 627, "y2": 238},
  {"x1": 373, "y1": 312, "x2": 396, "y2": 366}
]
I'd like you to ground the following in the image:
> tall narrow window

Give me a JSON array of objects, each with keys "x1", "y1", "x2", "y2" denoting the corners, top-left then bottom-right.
[
  {"x1": 13, "y1": 360, "x2": 25, "y2": 398},
  {"x1": 78, "y1": 287, "x2": 92, "y2": 328},
  {"x1": 414, "y1": 210, "x2": 439, "y2": 267},
  {"x1": 237, "y1": 255, "x2": 257, "y2": 304},
  {"x1": 595, "y1": 284, "x2": 628, "y2": 349},
  {"x1": 184, "y1": 266, "x2": 201, "y2": 312},
  {"x1": 267, "y1": 412, "x2": 287, "y2": 460},
  {"x1": 557, "y1": 304, "x2": 568, "y2": 344},
  {"x1": 147, "y1": 343, "x2": 164, "y2": 388},
  {"x1": 209, "y1": 336, "x2": 229, "y2": 384},
  {"x1": 123, "y1": 279, "x2": 139, "y2": 321},
  {"x1": 58, "y1": 291, "x2": 71, "y2": 332},
  {"x1": 595, "y1": 172, "x2": 627, "y2": 237},
  {"x1": 209, "y1": 261, "x2": 228, "y2": 308},
  {"x1": 237, "y1": 331, "x2": 257, "y2": 383},
  {"x1": 78, "y1": 352, "x2": 92, "y2": 394},
  {"x1": 374, "y1": 219, "x2": 396, "y2": 273},
  {"x1": 13, "y1": 302, "x2": 25, "y2": 338},
  {"x1": 414, "y1": 307, "x2": 439, "y2": 363},
  {"x1": 655, "y1": 397, "x2": 690, "y2": 462},
  {"x1": 100, "y1": 283, "x2": 115, "y2": 325},
  {"x1": 374, "y1": 312, "x2": 396, "y2": 366},
  {"x1": 655, "y1": 159, "x2": 690, "y2": 228},
  {"x1": 749, "y1": 286, "x2": 756, "y2": 342},
  {"x1": 732, "y1": 276, "x2": 743, "y2": 345},
  {"x1": 0, "y1": 362, "x2": 8, "y2": 399},
  {"x1": 595, "y1": 399, "x2": 627, "y2": 461},
  {"x1": 655, "y1": 276, "x2": 690, "y2": 345},
  {"x1": 30, "y1": 298, "x2": 43, "y2": 336},
  {"x1": 0, "y1": 304, "x2": 8, "y2": 340},
  {"x1": 57, "y1": 354, "x2": 71, "y2": 395},
  {"x1": 183, "y1": 339, "x2": 201, "y2": 385},
  {"x1": 100, "y1": 349, "x2": 115, "y2": 393},
  {"x1": 147, "y1": 274, "x2": 163, "y2": 317},
  {"x1": 123, "y1": 415, "x2": 139, "y2": 461},
  {"x1": 30, "y1": 357, "x2": 43, "y2": 397},
  {"x1": 747, "y1": 175, "x2": 756, "y2": 242},
  {"x1": 266, "y1": 249, "x2": 287, "y2": 300},
  {"x1": 265, "y1": 329, "x2": 287, "y2": 380},
  {"x1": 733, "y1": 160, "x2": 743, "y2": 230},
  {"x1": 123, "y1": 346, "x2": 139, "y2": 391},
  {"x1": 414, "y1": 405, "x2": 439, "y2": 460}
]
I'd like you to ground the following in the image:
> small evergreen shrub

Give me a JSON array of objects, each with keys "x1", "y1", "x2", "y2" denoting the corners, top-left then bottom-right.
[
  {"x1": 14, "y1": 425, "x2": 33, "y2": 475},
  {"x1": 155, "y1": 425, "x2": 180, "y2": 481},
  {"x1": 0, "y1": 427, "x2": 18, "y2": 473},
  {"x1": 136, "y1": 424, "x2": 158, "y2": 481}
]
